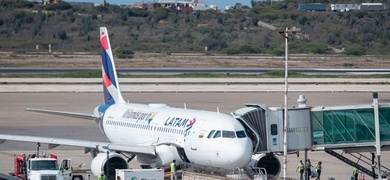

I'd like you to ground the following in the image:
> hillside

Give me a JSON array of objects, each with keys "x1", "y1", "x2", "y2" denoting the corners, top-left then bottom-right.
[{"x1": 1, "y1": 0, "x2": 390, "y2": 56}]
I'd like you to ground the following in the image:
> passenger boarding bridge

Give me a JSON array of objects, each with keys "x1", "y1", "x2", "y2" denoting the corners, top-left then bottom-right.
[{"x1": 233, "y1": 93, "x2": 390, "y2": 179}]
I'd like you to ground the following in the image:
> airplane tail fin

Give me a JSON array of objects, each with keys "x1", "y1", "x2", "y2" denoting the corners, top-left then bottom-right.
[{"x1": 100, "y1": 27, "x2": 125, "y2": 105}]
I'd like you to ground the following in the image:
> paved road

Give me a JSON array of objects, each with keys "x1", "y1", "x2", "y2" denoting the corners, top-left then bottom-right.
[
  {"x1": 1, "y1": 68, "x2": 390, "y2": 75},
  {"x1": 1, "y1": 78, "x2": 390, "y2": 93},
  {"x1": 1, "y1": 81, "x2": 390, "y2": 179}
]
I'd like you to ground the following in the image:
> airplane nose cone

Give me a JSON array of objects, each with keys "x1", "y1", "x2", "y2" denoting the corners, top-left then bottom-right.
[
  {"x1": 226, "y1": 140, "x2": 253, "y2": 167},
  {"x1": 216, "y1": 138, "x2": 253, "y2": 168}
]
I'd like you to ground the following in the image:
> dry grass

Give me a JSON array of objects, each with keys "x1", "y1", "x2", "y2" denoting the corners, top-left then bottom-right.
[{"x1": 0, "y1": 53, "x2": 389, "y2": 69}]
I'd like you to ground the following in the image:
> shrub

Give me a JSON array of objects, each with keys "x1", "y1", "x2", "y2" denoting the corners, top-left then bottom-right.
[
  {"x1": 271, "y1": 48, "x2": 284, "y2": 56},
  {"x1": 344, "y1": 45, "x2": 366, "y2": 56},
  {"x1": 221, "y1": 48, "x2": 240, "y2": 55},
  {"x1": 43, "y1": 1, "x2": 72, "y2": 11},
  {"x1": 127, "y1": 8, "x2": 150, "y2": 17},
  {"x1": 239, "y1": 45, "x2": 259, "y2": 54},
  {"x1": 115, "y1": 49, "x2": 134, "y2": 59}
]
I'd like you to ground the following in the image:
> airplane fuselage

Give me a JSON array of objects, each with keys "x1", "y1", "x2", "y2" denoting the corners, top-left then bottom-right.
[{"x1": 98, "y1": 103, "x2": 253, "y2": 168}]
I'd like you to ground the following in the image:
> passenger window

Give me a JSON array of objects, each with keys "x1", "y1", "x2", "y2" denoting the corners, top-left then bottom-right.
[
  {"x1": 271, "y1": 124, "x2": 278, "y2": 135},
  {"x1": 213, "y1": 130, "x2": 221, "y2": 138},
  {"x1": 236, "y1": 131, "x2": 247, "y2": 138},
  {"x1": 222, "y1": 131, "x2": 236, "y2": 138},
  {"x1": 207, "y1": 130, "x2": 215, "y2": 138}
]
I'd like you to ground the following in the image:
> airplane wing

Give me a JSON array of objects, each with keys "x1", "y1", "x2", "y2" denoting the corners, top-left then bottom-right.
[
  {"x1": 1, "y1": 109, "x2": 156, "y2": 156},
  {"x1": 0, "y1": 134, "x2": 156, "y2": 156},
  {"x1": 26, "y1": 108, "x2": 100, "y2": 120}
]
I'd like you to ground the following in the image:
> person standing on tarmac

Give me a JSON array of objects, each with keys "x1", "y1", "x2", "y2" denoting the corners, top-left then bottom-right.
[
  {"x1": 170, "y1": 160, "x2": 177, "y2": 180},
  {"x1": 315, "y1": 161, "x2": 322, "y2": 180},
  {"x1": 297, "y1": 160, "x2": 304, "y2": 180},
  {"x1": 353, "y1": 167, "x2": 358, "y2": 180},
  {"x1": 306, "y1": 159, "x2": 312, "y2": 180},
  {"x1": 98, "y1": 172, "x2": 107, "y2": 180}
]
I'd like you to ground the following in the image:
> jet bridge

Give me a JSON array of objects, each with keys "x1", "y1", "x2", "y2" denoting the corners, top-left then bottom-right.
[
  {"x1": 311, "y1": 103, "x2": 390, "y2": 178},
  {"x1": 232, "y1": 104, "x2": 312, "y2": 154},
  {"x1": 232, "y1": 103, "x2": 312, "y2": 179},
  {"x1": 232, "y1": 94, "x2": 390, "y2": 179},
  {"x1": 311, "y1": 104, "x2": 390, "y2": 149}
]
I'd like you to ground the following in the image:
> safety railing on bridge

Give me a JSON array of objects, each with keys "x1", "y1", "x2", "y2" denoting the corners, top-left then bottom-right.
[{"x1": 311, "y1": 104, "x2": 390, "y2": 147}]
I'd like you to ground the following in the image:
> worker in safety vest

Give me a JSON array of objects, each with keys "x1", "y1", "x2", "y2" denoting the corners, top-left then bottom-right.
[
  {"x1": 98, "y1": 171, "x2": 107, "y2": 180},
  {"x1": 315, "y1": 161, "x2": 322, "y2": 180},
  {"x1": 353, "y1": 168, "x2": 358, "y2": 180},
  {"x1": 170, "y1": 159, "x2": 177, "y2": 180},
  {"x1": 296, "y1": 160, "x2": 304, "y2": 180},
  {"x1": 306, "y1": 159, "x2": 312, "y2": 180}
]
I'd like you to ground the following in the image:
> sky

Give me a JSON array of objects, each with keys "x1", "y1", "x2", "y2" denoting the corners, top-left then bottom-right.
[{"x1": 71, "y1": 0, "x2": 252, "y2": 9}]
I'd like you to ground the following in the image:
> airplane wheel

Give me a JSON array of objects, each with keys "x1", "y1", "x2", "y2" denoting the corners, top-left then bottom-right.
[{"x1": 72, "y1": 176, "x2": 82, "y2": 180}]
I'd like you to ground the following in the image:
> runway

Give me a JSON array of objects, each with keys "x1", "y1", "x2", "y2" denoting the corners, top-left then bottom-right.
[
  {"x1": 1, "y1": 89, "x2": 390, "y2": 179},
  {"x1": 1, "y1": 78, "x2": 390, "y2": 93}
]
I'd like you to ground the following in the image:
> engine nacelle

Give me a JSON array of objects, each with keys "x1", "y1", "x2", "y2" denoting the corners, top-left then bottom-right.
[
  {"x1": 246, "y1": 153, "x2": 281, "y2": 179},
  {"x1": 91, "y1": 152, "x2": 128, "y2": 177},
  {"x1": 137, "y1": 145, "x2": 183, "y2": 167}
]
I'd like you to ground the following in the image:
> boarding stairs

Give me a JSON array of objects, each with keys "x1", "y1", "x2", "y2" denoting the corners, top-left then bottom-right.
[{"x1": 325, "y1": 150, "x2": 390, "y2": 178}]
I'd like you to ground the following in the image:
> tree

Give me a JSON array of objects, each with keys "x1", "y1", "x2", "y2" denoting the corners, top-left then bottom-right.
[
  {"x1": 58, "y1": 30, "x2": 67, "y2": 41},
  {"x1": 251, "y1": 0, "x2": 256, "y2": 8},
  {"x1": 239, "y1": 45, "x2": 259, "y2": 54},
  {"x1": 221, "y1": 48, "x2": 240, "y2": 55},
  {"x1": 298, "y1": 16, "x2": 308, "y2": 26},
  {"x1": 344, "y1": 45, "x2": 366, "y2": 56},
  {"x1": 43, "y1": 1, "x2": 72, "y2": 11}
]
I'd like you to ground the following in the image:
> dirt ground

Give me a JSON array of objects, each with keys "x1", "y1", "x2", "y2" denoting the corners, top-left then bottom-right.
[{"x1": 0, "y1": 52, "x2": 389, "y2": 69}]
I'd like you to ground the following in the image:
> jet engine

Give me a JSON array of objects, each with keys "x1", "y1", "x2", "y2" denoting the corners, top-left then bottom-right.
[
  {"x1": 137, "y1": 145, "x2": 183, "y2": 167},
  {"x1": 246, "y1": 153, "x2": 281, "y2": 179},
  {"x1": 91, "y1": 152, "x2": 128, "y2": 177}
]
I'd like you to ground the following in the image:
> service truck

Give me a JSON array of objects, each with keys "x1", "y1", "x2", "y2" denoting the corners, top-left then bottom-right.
[
  {"x1": 115, "y1": 169, "x2": 164, "y2": 180},
  {"x1": 13, "y1": 153, "x2": 91, "y2": 180},
  {"x1": 13, "y1": 153, "x2": 64, "y2": 180},
  {"x1": 59, "y1": 159, "x2": 91, "y2": 180}
]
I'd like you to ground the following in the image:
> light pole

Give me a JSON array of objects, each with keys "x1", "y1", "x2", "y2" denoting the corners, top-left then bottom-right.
[
  {"x1": 373, "y1": 92, "x2": 382, "y2": 180},
  {"x1": 279, "y1": 27, "x2": 300, "y2": 179}
]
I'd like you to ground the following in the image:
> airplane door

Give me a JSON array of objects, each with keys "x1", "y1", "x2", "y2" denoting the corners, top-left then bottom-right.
[
  {"x1": 191, "y1": 120, "x2": 205, "y2": 150},
  {"x1": 190, "y1": 131, "x2": 197, "y2": 150},
  {"x1": 60, "y1": 159, "x2": 72, "y2": 180}
]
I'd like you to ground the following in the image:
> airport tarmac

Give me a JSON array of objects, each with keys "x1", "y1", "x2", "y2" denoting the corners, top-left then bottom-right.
[
  {"x1": 1, "y1": 81, "x2": 390, "y2": 179},
  {"x1": 1, "y1": 78, "x2": 390, "y2": 93}
]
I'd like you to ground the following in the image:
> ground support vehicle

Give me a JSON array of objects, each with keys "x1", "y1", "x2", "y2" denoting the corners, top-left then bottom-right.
[
  {"x1": 13, "y1": 153, "x2": 91, "y2": 180},
  {"x1": 60, "y1": 159, "x2": 92, "y2": 180},
  {"x1": 13, "y1": 153, "x2": 64, "y2": 180},
  {"x1": 115, "y1": 169, "x2": 164, "y2": 180}
]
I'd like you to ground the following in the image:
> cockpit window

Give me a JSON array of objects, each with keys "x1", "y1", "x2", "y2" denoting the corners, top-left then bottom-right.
[
  {"x1": 213, "y1": 130, "x2": 221, "y2": 138},
  {"x1": 222, "y1": 131, "x2": 236, "y2": 138},
  {"x1": 236, "y1": 130, "x2": 247, "y2": 138},
  {"x1": 207, "y1": 130, "x2": 215, "y2": 138}
]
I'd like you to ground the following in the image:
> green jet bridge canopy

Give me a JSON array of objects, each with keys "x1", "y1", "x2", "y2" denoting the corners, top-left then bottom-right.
[
  {"x1": 311, "y1": 103, "x2": 390, "y2": 178},
  {"x1": 311, "y1": 103, "x2": 390, "y2": 150}
]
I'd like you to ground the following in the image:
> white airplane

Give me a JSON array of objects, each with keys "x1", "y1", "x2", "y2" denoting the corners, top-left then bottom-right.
[{"x1": 0, "y1": 27, "x2": 267, "y2": 178}]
